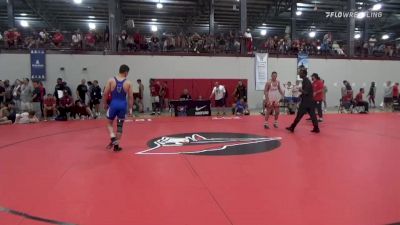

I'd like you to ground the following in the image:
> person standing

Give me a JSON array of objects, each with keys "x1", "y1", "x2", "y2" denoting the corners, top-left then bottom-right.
[
  {"x1": 286, "y1": 68, "x2": 320, "y2": 133},
  {"x1": 76, "y1": 79, "x2": 88, "y2": 104},
  {"x1": 90, "y1": 80, "x2": 102, "y2": 116},
  {"x1": 20, "y1": 78, "x2": 33, "y2": 112},
  {"x1": 103, "y1": 65, "x2": 133, "y2": 152},
  {"x1": 264, "y1": 72, "x2": 284, "y2": 129},
  {"x1": 367, "y1": 82, "x2": 376, "y2": 108},
  {"x1": 322, "y1": 80, "x2": 328, "y2": 111},
  {"x1": 383, "y1": 81, "x2": 393, "y2": 111},
  {"x1": 210, "y1": 82, "x2": 226, "y2": 116},
  {"x1": 311, "y1": 73, "x2": 324, "y2": 122},
  {"x1": 149, "y1": 79, "x2": 161, "y2": 115},
  {"x1": 31, "y1": 81, "x2": 42, "y2": 119},
  {"x1": 393, "y1": 82, "x2": 399, "y2": 102},
  {"x1": 0, "y1": 81, "x2": 5, "y2": 104}
]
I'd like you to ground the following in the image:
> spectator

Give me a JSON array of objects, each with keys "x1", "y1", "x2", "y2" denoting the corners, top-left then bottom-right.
[
  {"x1": 292, "y1": 80, "x2": 301, "y2": 111},
  {"x1": 210, "y1": 82, "x2": 226, "y2": 115},
  {"x1": 73, "y1": 100, "x2": 96, "y2": 119},
  {"x1": 76, "y1": 79, "x2": 88, "y2": 103},
  {"x1": 71, "y1": 30, "x2": 82, "y2": 49},
  {"x1": 12, "y1": 79, "x2": 22, "y2": 111},
  {"x1": 283, "y1": 81, "x2": 295, "y2": 114},
  {"x1": 0, "y1": 102, "x2": 16, "y2": 125},
  {"x1": 160, "y1": 82, "x2": 169, "y2": 112},
  {"x1": 43, "y1": 93, "x2": 57, "y2": 121},
  {"x1": 233, "y1": 80, "x2": 247, "y2": 102},
  {"x1": 150, "y1": 33, "x2": 160, "y2": 52},
  {"x1": 244, "y1": 29, "x2": 253, "y2": 54},
  {"x1": 355, "y1": 88, "x2": 369, "y2": 113},
  {"x1": 133, "y1": 30, "x2": 143, "y2": 51},
  {"x1": 31, "y1": 81, "x2": 42, "y2": 119},
  {"x1": 393, "y1": 82, "x2": 399, "y2": 102},
  {"x1": 311, "y1": 73, "x2": 324, "y2": 122},
  {"x1": 20, "y1": 78, "x2": 33, "y2": 112},
  {"x1": 15, "y1": 111, "x2": 39, "y2": 124},
  {"x1": 39, "y1": 81, "x2": 46, "y2": 117},
  {"x1": 180, "y1": 89, "x2": 192, "y2": 100},
  {"x1": 332, "y1": 41, "x2": 345, "y2": 55},
  {"x1": 367, "y1": 82, "x2": 376, "y2": 108},
  {"x1": 52, "y1": 30, "x2": 64, "y2": 48},
  {"x1": 383, "y1": 81, "x2": 393, "y2": 111},
  {"x1": 322, "y1": 80, "x2": 328, "y2": 111},
  {"x1": 0, "y1": 80, "x2": 5, "y2": 103},
  {"x1": 57, "y1": 90, "x2": 74, "y2": 121},
  {"x1": 149, "y1": 79, "x2": 161, "y2": 115},
  {"x1": 90, "y1": 80, "x2": 102, "y2": 116},
  {"x1": 341, "y1": 80, "x2": 353, "y2": 111},
  {"x1": 54, "y1": 78, "x2": 66, "y2": 104},
  {"x1": 4, "y1": 80, "x2": 13, "y2": 103},
  {"x1": 368, "y1": 35, "x2": 377, "y2": 56},
  {"x1": 233, "y1": 98, "x2": 249, "y2": 115},
  {"x1": 85, "y1": 31, "x2": 96, "y2": 49},
  {"x1": 63, "y1": 82, "x2": 72, "y2": 96}
]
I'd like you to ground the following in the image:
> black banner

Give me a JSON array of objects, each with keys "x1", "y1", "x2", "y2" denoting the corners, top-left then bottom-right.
[{"x1": 170, "y1": 100, "x2": 211, "y2": 117}]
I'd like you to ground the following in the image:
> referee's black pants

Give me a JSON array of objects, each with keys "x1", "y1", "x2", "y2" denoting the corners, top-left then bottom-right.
[{"x1": 290, "y1": 104, "x2": 319, "y2": 130}]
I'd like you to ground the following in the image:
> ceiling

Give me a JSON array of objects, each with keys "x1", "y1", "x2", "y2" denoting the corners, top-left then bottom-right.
[{"x1": 0, "y1": 0, "x2": 399, "y2": 41}]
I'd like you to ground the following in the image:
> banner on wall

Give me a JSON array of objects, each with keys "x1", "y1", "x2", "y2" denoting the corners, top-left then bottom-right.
[
  {"x1": 297, "y1": 53, "x2": 309, "y2": 70},
  {"x1": 30, "y1": 49, "x2": 46, "y2": 81},
  {"x1": 255, "y1": 53, "x2": 268, "y2": 90}
]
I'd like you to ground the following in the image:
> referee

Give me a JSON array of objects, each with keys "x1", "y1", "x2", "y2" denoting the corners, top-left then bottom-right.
[{"x1": 286, "y1": 68, "x2": 320, "y2": 133}]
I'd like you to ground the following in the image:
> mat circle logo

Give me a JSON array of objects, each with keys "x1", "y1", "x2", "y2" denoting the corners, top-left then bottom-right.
[{"x1": 137, "y1": 132, "x2": 281, "y2": 155}]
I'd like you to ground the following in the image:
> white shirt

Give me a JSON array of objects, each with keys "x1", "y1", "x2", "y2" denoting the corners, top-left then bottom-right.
[
  {"x1": 212, "y1": 85, "x2": 226, "y2": 100},
  {"x1": 284, "y1": 85, "x2": 293, "y2": 98},
  {"x1": 292, "y1": 85, "x2": 301, "y2": 98}
]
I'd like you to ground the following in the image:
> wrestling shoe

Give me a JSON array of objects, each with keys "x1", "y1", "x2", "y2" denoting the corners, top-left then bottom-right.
[
  {"x1": 264, "y1": 123, "x2": 270, "y2": 129},
  {"x1": 273, "y1": 121, "x2": 278, "y2": 128}
]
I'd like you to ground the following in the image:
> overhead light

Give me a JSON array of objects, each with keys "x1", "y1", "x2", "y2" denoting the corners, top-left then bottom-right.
[
  {"x1": 262, "y1": 23, "x2": 266, "y2": 26},
  {"x1": 354, "y1": 33, "x2": 361, "y2": 39},
  {"x1": 382, "y1": 34, "x2": 389, "y2": 40},
  {"x1": 309, "y1": 31, "x2": 316, "y2": 38},
  {"x1": 151, "y1": 25, "x2": 158, "y2": 32},
  {"x1": 372, "y1": 3, "x2": 382, "y2": 11},
  {"x1": 260, "y1": 30, "x2": 267, "y2": 36},
  {"x1": 296, "y1": 11, "x2": 302, "y2": 16},
  {"x1": 152, "y1": 18, "x2": 157, "y2": 22},
  {"x1": 317, "y1": 46, "x2": 321, "y2": 50},
  {"x1": 156, "y1": 3, "x2": 163, "y2": 9},
  {"x1": 88, "y1": 16, "x2": 95, "y2": 19},
  {"x1": 88, "y1": 22, "x2": 96, "y2": 30},
  {"x1": 236, "y1": 0, "x2": 240, "y2": 2},
  {"x1": 74, "y1": 0, "x2": 82, "y2": 4},
  {"x1": 20, "y1": 13, "x2": 27, "y2": 16},
  {"x1": 357, "y1": 11, "x2": 366, "y2": 19},
  {"x1": 20, "y1": 20, "x2": 29, "y2": 27}
]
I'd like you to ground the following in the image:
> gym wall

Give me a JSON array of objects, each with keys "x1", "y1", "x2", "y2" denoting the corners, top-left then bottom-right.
[{"x1": 0, "y1": 53, "x2": 399, "y2": 109}]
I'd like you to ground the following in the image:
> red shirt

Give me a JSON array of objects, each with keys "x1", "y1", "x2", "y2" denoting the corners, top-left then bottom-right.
[
  {"x1": 44, "y1": 97, "x2": 56, "y2": 107},
  {"x1": 60, "y1": 96, "x2": 73, "y2": 107},
  {"x1": 150, "y1": 84, "x2": 160, "y2": 97},
  {"x1": 313, "y1": 80, "x2": 324, "y2": 101},
  {"x1": 393, "y1": 85, "x2": 399, "y2": 97},
  {"x1": 355, "y1": 92, "x2": 363, "y2": 102}
]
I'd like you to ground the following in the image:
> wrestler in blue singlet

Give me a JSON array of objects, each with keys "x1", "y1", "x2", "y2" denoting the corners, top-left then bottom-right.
[{"x1": 107, "y1": 77, "x2": 127, "y2": 120}]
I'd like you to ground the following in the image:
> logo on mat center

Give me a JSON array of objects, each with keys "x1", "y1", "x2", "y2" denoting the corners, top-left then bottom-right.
[{"x1": 137, "y1": 132, "x2": 281, "y2": 155}]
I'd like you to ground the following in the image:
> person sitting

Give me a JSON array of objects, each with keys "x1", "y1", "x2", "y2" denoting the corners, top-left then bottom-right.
[
  {"x1": 0, "y1": 102, "x2": 16, "y2": 125},
  {"x1": 341, "y1": 80, "x2": 353, "y2": 112},
  {"x1": 43, "y1": 93, "x2": 57, "y2": 121},
  {"x1": 354, "y1": 88, "x2": 369, "y2": 113},
  {"x1": 15, "y1": 111, "x2": 39, "y2": 124},
  {"x1": 73, "y1": 100, "x2": 96, "y2": 119},
  {"x1": 56, "y1": 90, "x2": 74, "y2": 121},
  {"x1": 233, "y1": 98, "x2": 249, "y2": 116},
  {"x1": 180, "y1": 89, "x2": 192, "y2": 100}
]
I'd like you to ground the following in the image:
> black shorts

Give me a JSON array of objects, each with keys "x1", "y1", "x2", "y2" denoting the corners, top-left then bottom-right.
[
  {"x1": 384, "y1": 97, "x2": 393, "y2": 104},
  {"x1": 133, "y1": 93, "x2": 142, "y2": 100},
  {"x1": 215, "y1": 99, "x2": 225, "y2": 107},
  {"x1": 91, "y1": 99, "x2": 100, "y2": 105}
]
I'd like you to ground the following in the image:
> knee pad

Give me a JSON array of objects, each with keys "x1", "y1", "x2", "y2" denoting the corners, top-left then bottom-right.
[{"x1": 117, "y1": 119, "x2": 124, "y2": 133}]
